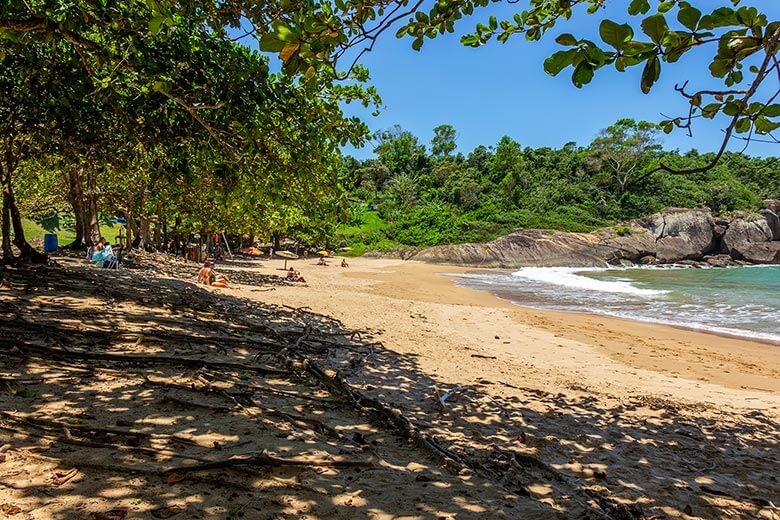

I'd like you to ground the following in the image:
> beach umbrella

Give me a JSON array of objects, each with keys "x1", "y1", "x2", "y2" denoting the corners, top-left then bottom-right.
[{"x1": 275, "y1": 250, "x2": 298, "y2": 269}]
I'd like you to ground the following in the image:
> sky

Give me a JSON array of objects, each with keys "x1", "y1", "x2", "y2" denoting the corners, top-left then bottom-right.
[{"x1": 323, "y1": 1, "x2": 780, "y2": 160}]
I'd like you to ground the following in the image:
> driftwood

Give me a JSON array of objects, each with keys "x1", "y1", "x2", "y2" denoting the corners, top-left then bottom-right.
[
  {"x1": 2, "y1": 338, "x2": 287, "y2": 376},
  {"x1": 164, "y1": 449, "x2": 373, "y2": 475},
  {"x1": 199, "y1": 369, "x2": 334, "y2": 403},
  {"x1": 0, "y1": 411, "x2": 200, "y2": 448}
]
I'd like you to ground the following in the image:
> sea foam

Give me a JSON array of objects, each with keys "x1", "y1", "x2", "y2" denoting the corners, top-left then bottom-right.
[{"x1": 511, "y1": 267, "x2": 668, "y2": 297}]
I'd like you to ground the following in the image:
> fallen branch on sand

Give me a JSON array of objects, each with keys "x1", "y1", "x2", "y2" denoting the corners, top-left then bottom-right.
[
  {"x1": 163, "y1": 449, "x2": 373, "y2": 475},
  {"x1": 2, "y1": 338, "x2": 287, "y2": 376},
  {"x1": 0, "y1": 411, "x2": 200, "y2": 448}
]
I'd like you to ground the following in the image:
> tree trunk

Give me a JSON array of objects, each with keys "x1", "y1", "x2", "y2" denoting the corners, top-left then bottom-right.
[
  {"x1": 1, "y1": 169, "x2": 13, "y2": 263},
  {"x1": 125, "y1": 211, "x2": 135, "y2": 251},
  {"x1": 272, "y1": 232, "x2": 281, "y2": 251},
  {"x1": 84, "y1": 169, "x2": 101, "y2": 245},
  {"x1": 65, "y1": 166, "x2": 86, "y2": 250},
  {"x1": 137, "y1": 217, "x2": 151, "y2": 250},
  {"x1": 3, "y1": 167, "x2": 45, "y2": 263}
]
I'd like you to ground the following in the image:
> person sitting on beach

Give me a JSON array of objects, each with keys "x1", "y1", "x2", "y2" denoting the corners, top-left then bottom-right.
[
  {"x1": 317, "y1": 256, "x2": 328, "y2": 266},
  {"x1": 285, "y1": 268, "x2": 305, "y2": 283},
  {"x1": 197, "y1": 260, "x2": 229, "y2": 288},
  {"x1": 341, "y1": 258, "x2": 349, "y2": 268},
  {"x1": 91, "y1": 238, "x2": 115, "y2": 267}
]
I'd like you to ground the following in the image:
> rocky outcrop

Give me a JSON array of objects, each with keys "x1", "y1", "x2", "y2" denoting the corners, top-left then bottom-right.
[
  {"x1": 636, "y1": 208, "x2": 717, "y2": 263},
  {"x1": 723, "y1": 215, "x2": 780, "y2": 264},
  {"x1": 410, "y1": 203, "x2": 780, "y2": 267}
]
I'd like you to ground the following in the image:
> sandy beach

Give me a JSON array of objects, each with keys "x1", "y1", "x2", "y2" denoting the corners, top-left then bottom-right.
[
  {"x1": 2, "y1": 255, "x2": 778, "y2": 519},
  {"x1": 237, "y1": 255, "x2": 780, "y2": 518},
  {"x1": 243, "y1": 256, "x2": 780, "y2": 409}
]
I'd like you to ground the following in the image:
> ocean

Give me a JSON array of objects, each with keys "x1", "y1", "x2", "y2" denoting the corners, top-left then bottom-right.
[{"x1": 454, "y1": 265, "x2": 780, "y2": 344}]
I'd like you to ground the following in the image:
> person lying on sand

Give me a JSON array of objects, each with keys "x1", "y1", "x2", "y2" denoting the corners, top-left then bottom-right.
[
  {"x1": 341, "y1": 259, "x2": 349, "y2": 268},
  {"x1": 197, "y1": 261, "x2": 229, "y2": 288}
]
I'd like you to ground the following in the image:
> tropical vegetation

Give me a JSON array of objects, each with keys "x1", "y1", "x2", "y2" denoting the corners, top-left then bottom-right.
[{"x1": 337, "y1": 121, "x2": 779, "y2": 252}]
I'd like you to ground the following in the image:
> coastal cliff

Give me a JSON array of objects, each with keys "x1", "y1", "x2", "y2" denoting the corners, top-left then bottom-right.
[{"x1": 409, "y1": 200, "x2": 780, "y2": 267}]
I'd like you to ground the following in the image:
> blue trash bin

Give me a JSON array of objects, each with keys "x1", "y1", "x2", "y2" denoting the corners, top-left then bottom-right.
[{"x1": 43, "y1": 233, "x2": 58, "y2": 253}]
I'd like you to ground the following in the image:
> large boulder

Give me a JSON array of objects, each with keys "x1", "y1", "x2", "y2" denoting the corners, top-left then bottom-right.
[
  {"x1": 636, "y1": 208, "x2": 717, "y2": 263},
  {"x1": 732, "y1": 242, "x2": 780, "y2": 264},
  {"x1": 764, "y1": 199, "x2": 780, "y2": 214},
  {"x1": 722, "y1": 216, "x2": 777, "y2": 263},
  {"x1": 760, "y1": 208, "x2": 780, "y2": 241}
]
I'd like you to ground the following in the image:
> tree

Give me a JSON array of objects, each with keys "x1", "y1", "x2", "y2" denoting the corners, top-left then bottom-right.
[
  {"x1": 373, "y1": 126, "x2": 427, "y2": 176},
  {"x1": 431, "y1": 124, "x2": 458, "y2": 157},
  {"x1": 489, "y1": 136, "x2": 526, "y2": 196},
  {"x1": 588, "y1": 119, "x2": 663, "y2": 196}
]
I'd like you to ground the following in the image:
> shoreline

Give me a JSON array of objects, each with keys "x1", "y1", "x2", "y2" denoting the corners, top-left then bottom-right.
[
  {"x1": 448, "y1": 265, "x2": 780, "y2": 346},
  {"x1": 238, "y1": 256, "x2": 780, "y2": 405},
  {"x1": 453, "y1": 273, "x2": 780, "y2": 347}
]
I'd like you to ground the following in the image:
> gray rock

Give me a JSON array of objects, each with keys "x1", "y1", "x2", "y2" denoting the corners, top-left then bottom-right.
[
  {"x1": 723, "y1": 217, "x2": 773, "y2": 252},
  {"x1": 723, "y1": 216, "x2": 778, "y2": 264},
  {"x1": 760, "y1": 209, "x2": 780, "y2": 241},
  {"x1": 637, "y1": 208, "x2": 717, "y2": 263},
  {"x1": 704, "y1": 254, "x2": 737, "y2": 268},
  {"x1": 732, "y1": 242, "x2": 780, "y2": 264},
  {"x1": 412, "y1": 208, "x2": 721, "y2": 267}
]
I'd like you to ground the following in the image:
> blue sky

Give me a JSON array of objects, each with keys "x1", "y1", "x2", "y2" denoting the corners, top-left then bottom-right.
[{"x1": 329, "y1": 1, "x2": 780, "y2": 159}]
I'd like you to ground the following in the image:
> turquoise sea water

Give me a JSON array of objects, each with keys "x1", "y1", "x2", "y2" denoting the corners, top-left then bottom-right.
[{"x1": 454, "y1": 265, "x2": 780, "y2": 344}]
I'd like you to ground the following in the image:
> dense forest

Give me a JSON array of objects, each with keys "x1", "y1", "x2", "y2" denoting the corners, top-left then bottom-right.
[{"x1": 338, "y1": 121, "x2": 780, "y2": 253}]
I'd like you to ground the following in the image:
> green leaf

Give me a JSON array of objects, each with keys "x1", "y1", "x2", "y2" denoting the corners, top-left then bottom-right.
[
  {"x1": 543, "y1": 49, "x2": 576, "y2": 76},
  {"x1": 641, "y1": 15, "x2": 669, "y2": 44},
  {"x1": 555, "y1": 33, "x2": 578, "y2": 46},
  {"x1": 699, "y1": 8, "x2": 737, "y2": 30},
  {"x1": 657, "y1": 1, "x2": 674, "y2": 14},
  {"x1": 148, "y1": 15, "x2": 165, "y2": 35},
  {"x1": 640, "y1": 54, "x2": 660, "y2": 94},
  {"x1": 571, "y1": 61, "x2": 594, "y2": 87},
  {"x1": 677, "y1": 4, "x2": 702, "y2": 30},
  {"x1": 628, "y1": 0, "x2": 651, "y2": 16},
  {"x1": 411, "y1": 37, "x2": 423, "y2": 51},
  {"x1": 260, "y1": 33, "x2": 286, "y2": 53},
  {"x1": 599, "y1": 20, "x2": 633, "y2": 50},
  {"x1": 701, "y1": 103, "x2": 721, "y2": 119},
  {"x1": 763, "y1": 104, "x2": 780, "y2": 117},
  {"x1": 623, "y1": 40, "x2": 656, "y2": 56},
  {"x1": 754, "y1": 116, "x2": 780, "y2": 134},
  {"x1": 734, "y1": 117, "x2": 750, "y2": 133},
  {"x1": 722, "y1": 101, "x2": 741, "y2": 116}
]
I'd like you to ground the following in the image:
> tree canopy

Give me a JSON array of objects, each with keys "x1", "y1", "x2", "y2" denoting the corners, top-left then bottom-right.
[{"x1": 0, "y1": 0, "x2": 375, "y2": 262}]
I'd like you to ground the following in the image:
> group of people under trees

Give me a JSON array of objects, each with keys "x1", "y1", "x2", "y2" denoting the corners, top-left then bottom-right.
[{"x1": 193, "y1": 250, "x2": 350, "y2": 290}]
